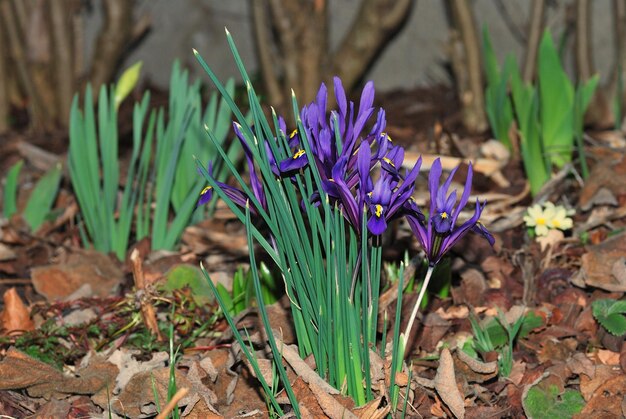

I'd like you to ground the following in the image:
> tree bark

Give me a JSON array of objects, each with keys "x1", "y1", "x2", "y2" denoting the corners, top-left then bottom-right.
[
  {"x1": 331, "y1": 0, "x2": 413, "y2": 91},
  {"x1": 50, "y1": 0, "x2": 74, "y2": 125},
  {"x1": 449, "y1": 0, "x2": 487, "y2": 133},
  {"x1": 253, "y1": 0, "x2": 413, "y2": 111},
  {"x1": 522, "y1": 0, "x2": 545, "y2": 82},
  {"x1": 251, "y1": 0, "x2": 283, "y2": 108},
  {"x1": 575, "y1": 0, "x2": 593, "y2": 81},
  {"x1": 0, "y1": 0, "x2": 49, "y2": 130},
  {"x1": 90, "y1": 0, "x2": 133, "y2": 90},
  {"x1": 0, "y1": 18, "x2": 8, "y2": 133}
]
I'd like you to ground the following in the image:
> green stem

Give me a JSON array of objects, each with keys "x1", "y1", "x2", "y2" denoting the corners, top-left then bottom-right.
[{"x1": 401, "y1": 265, "x2": 435, "y2": 347}]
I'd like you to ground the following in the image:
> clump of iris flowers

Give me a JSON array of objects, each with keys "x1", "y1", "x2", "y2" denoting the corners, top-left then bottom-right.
[{"x1": 199, "y1": 77, "x2": 494, "y2": 348}]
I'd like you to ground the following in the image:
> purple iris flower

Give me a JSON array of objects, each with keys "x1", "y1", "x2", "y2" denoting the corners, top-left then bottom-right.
[
  {"x1": 330, "y1": 139, "x2": 422, "y2": 236},
  {"x1": 405, "y1": 158, "x2": 494, "y2": 266}
]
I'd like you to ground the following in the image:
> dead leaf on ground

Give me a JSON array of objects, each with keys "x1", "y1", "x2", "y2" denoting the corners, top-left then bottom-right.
[
  {"x1": 579, "y1": 364, "x2": 621, "y2": 401},
  {"x1": 596, "y1": 349, "x2": 621, "y2": 366},
  {"x1": 31, "y1": 250, "x2": 123, "y2": 301},
  {"x1": 579, "y1": 151, "x2": 626, "y2": 210},
  {"x1": 93, "y1": 367, "x2": 197, "y2": 418},
  {"x1": 455, "y1": 348, "x2": 498, "y2": 383},
  {"x1": 575, "y1": 374, "x2": 626, "y2": 418},
  {"x1": 571, "y1": 231, "x2": 626, "y2": 292},
  {"x1": 0, "y1": 287, "x2": 34, "y2": 334},
  {"x1": 434, "y1": 347, "x2": 465, "y2": 419},
  {"x1": 0, "y1": 348, "x2": 117, "y2": 399}
]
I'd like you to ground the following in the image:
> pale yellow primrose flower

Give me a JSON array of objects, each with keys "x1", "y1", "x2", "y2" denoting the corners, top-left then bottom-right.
[
  {"x1": 523, "y1": 204, "x2": 552, "y2": 236},
  {"x1": 548, "y1": 204, "x2": 574, "y2": 231},
  {"x1": 523, "y1": 202, "x2": 573, "y2": 236}
]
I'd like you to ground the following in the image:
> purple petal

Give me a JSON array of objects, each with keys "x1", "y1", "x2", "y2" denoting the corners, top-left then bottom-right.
[
  {"x1": 428, "y1": 158, "x2": 442, "y2": 235},
  {"x1": 197, "y1": 185, "x2": 213, "y2": 206},
  {"x1": 452, "y1": 163, "x2": 473, "y2": 226},
  {"x1": 367, "y1": 209, "x2": 387, "y2": 235},
  {"x1": 358, "y1": 81, "x2": 375, "y2": 119},
  {"x1": 332, "y1": 157, "x2": 360, "y2": 229},
  {"x1": 279, "y1": 149, "x2": 308, "y2": 173},
  {"x1": 333, "y1": 77, "x2": 347, "y2": 119}
]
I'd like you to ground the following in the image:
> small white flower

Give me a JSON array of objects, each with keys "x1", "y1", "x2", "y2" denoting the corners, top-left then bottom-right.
[
  {"x1": 523, "y1": 202, "x2": 574, "y2": 237},
  {"x1": 523, "y1": 204, "x2": 551, "y2": 236}
]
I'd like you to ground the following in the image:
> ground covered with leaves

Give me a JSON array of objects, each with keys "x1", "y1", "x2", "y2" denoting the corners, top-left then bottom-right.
[{"x1": 1, "y1": 85, "x2": 626, "y2": 418}]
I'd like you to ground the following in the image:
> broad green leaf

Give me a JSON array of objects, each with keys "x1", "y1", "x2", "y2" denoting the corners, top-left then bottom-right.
[
  {"x1": 115, "y1": 61, "x2": 143, "y2": 109},
  {"x1": 3, "y1": 159, "x2": 23, "y2": 218},
  {"x1": 511, "y1": 64, "x2": 549, "y2": 195},
  {"x1": 523, "y1": 384, "x2": 585, "y2": 419},
  {"x1": 538, "y1": 30, "x2": 574, "y2": 168},
  {"x1": 482, "y1": 27, "x2": 514, "y2": 150},
  {"x1": 592, "y1": 299, "x2": 626, "y2": 336},
  {"x1": 163, "y1": 264, "x2": 214, "y2": 305},
  {"x1": 23, "y1": 162, "x2": 63, "y2": 231}
]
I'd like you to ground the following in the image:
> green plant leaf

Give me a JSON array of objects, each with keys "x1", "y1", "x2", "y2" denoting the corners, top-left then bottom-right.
[
  {"x1": 482, "y1": 27, "x2": 514, "y2": 150},
  {"x1": 22, "y1": 162, "x2": 62, "y2": 231},
  {"x1": 592, "y1": 299, "x2": 626, "y2": 336},
  {"x1": 3, "y1": 159, "x2": 23, "y2": 218},
  {"x1": 510, "y1": 63, "x2": 549, "y2": 195},
  {"x1": 115, "y1": 61, "x2": 143, "y2": 109},
  {"x1": 523, "y1": 384, "x2": 585, "y2": 419},
  {"x1": 163, "y1": 264, "x2": 214, "y2": 305},
  {"x1": 538, "y1": 30, "x2": 574, "y2": 168}
]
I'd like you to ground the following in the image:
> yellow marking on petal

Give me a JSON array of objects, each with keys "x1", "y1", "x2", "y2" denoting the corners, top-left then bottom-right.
[
  {"x1": 375, "y1": 204, "x2": 383, "y2": 218},
  {"x1": 201, "y1": 185, "x2": 212, "y2": 195},
  {"x1": 441, "y1": 211, "x2": 449, "y2": 219},
  {"x1": 383, "y1": 157, "x2": 395, "y2": 167},
  {"x1": 293, "y1": 149, "x2": 306, "y2": 159},
  {"x1": 289, "y1": 129, "x2": 298, "y2": 138},
  {"x1": 367, "y1": 191, "x2": 373, "y2": 197}
]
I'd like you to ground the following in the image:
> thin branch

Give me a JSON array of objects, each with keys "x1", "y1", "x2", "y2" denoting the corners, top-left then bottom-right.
[
  {"x1": 251, "y1": 0, "x2": 283, "y2": 108},
  {"x1": 522, "y1": 0, "x2": 545, "y2": 82},
  {"x1": 0, "y1": 19, "x2": 8, "y2": 133},
  {"x1": 493, "y1": 0, "x2": 527, "y2": 44},
  {"x1": 50, "y1": 0, "x2": 74, "y2": 125},
  {"x1": 575, "y1": 0, "x2": 593, "y2": 81},
  {"x1": 449, "y1": 0, "x2": 487, "y2": 132},
  {"x1": 0, "y1": 0, "x2": 48, "y2": 130}
]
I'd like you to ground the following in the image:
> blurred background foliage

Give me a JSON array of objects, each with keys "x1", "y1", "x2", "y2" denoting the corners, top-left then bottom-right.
[{"x1": 0, "y1": 0, "x2": 622, "y2": 135}]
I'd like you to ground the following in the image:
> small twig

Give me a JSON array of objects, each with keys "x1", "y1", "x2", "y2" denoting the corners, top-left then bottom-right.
[
  {"x1": 154, "y1": 387, "x2": 189, "y2": 419},
  {"x1": 130, "y1": 248, "x2": 163, "y2": 341}
]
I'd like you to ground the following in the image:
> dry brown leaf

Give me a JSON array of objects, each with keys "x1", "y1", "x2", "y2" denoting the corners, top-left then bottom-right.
[
  {"x1": 274, "y1": 337, "x2": 339, "y2": 395},
  {"x1": 456, "y1": 349, "x2": 497, "y2": 374},
  {"x1": 576, "y1": 375, "x2": 626, "y2": 418},
  {"x1": 309, "y1": 381, "x2": 358, "y2": 419},
  {"x1": 571, "y1": 232, "x2": 626, "y2": 292},
  {"x1": 580, "y1": 364, "x2": 621, "y2": 401},
  {"x1": 566, "y1": 353, "x2": 595, "y2": 379},
  {"x1": 353, "y1": 396, "x2": 389, "y2": 419},
  {"x1": 536, "y1": 229, "x2": 564, "y2": 252},
  {"x1": 435, "y1": 305, "x2": 469, "y2": 320},
  {"x1": 31, "y1": 250, "x2": 123, "y2": 300},
  {"x1": 0, "y1": 348, "x2": 117, "y2": 399},
  {"x1": 434, "y1": 347, "x2": 465, "y2": 419},
  {"x1": 597, "y1": 349, "x2": 621, "y2": 366},
  {"x1": 93, "y1": 367, "x2": 197, "y2": 418},
  {"x1": 0, "y1": 287, "x2": 34, "y2": 334}
]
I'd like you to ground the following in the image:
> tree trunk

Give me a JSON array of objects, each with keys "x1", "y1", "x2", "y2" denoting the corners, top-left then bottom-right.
[
  {"x1": 90, "y1": 0, "x2": 134, "y2": 90},
  {"x1": 331, "y1": 0, "x2": 413, "y2": 91},
  {"x1": 449, "y1": 0, "x2": 487, "y2": 133},
  {"x1": 522, "y1": 0, "x2": 545, "y2": 82},
  {"x1": 575, "y1": 0, "x2": 593, "y2": 81}
]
